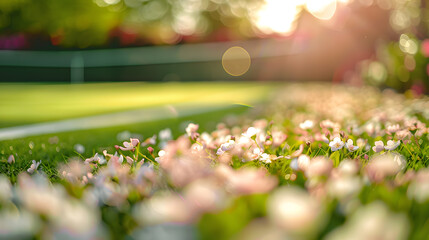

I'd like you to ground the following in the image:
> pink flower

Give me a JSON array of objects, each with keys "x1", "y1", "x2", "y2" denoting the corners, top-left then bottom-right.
[
  {"x1": 216, "y1": 140, "x2": 235, "y2": 155},
  {"x1": 345, "y1": 139, "x2": 359, "y2": 152},
  {"x1": 125, "y1": 156, "x2": 134, "y2": 165},
  {"x1": 119, "y1": 138, "x2": 140, "y2": 151},
  {"x1": 291, "y1": 144, "x2": 304, "y2": 158},
  {"x1": 386, "y1": 124, "x2": 401, "y2": 134},
  {"x1": 219, "y1": 166, "x2": 278, "y2": 195},
  {"x1": 271, "y1": 131, "x2": 287, "y2": 147},
  {"x1": 315, "y1": 132, "x2": 329, "y2": 144},
  {"x1": 305, "y1": 157, "x2": 333, "y2": 178},
  {"x1": 366, "y1": 153, "x2": 406, "y2": 182},
  {"x1": 320, "y1": 119, "x2": 340, "y2": 129},
  {"x1": 396, "y1": 130, "x2": 412, "y2": 143},
  {"x1": 297, "y1": 154, "x2": 310, "y2": 171},
  {"x1": 7, "y1": 155, "x2": 15, "y2": 164}
]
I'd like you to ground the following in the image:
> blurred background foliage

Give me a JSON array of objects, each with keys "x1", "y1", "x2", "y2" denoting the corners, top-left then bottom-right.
[
  {"x1": 2, "y1": 0, "x2": 429, "y2": 93},
  {"x1": 0, "y1": 0, "x2": 119, "y2": 48},
  {"x1": 359, "y1": 0, "x2": 429, "y2": 94},
  {"x1": 0, "y1": 0, "x2": 266, "y2": 48}
]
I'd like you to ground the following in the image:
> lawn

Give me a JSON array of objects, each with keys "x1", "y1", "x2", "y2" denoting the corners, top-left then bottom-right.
[
  {"x1": 0, "y1": 81, "x2": 275, "y2": 127},
  {"x1": 0, "y1": 81, "x2": 277, "y2": 181},
  {"x1": 1, "y1": 82, "x2": 429, "y2": 240},
  {"x1": 0, "y1": 105, "x2": 253, "y2": 182}
]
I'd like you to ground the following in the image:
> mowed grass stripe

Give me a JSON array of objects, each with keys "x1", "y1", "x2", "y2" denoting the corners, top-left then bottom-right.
[{"x1": 0, "y1": 82, "x2": 276, "y2": 127}]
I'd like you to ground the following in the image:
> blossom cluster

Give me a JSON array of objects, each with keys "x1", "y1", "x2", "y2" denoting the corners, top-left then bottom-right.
[{"x1": 1, "y1": 84, "x2": 429, "y2": 239}]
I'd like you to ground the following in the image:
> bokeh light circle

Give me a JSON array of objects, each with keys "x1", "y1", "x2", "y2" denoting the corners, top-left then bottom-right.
[{"x1": 222, "y1": 46, "x2": 251, "y2": 77}]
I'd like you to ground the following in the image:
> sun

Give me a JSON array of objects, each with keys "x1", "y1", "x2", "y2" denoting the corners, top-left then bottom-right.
[
  {"x1": 252, "y1": 0, "x2": 305, "y2": 35},
  {"x1": 253, "y1": 0, "x2": 349, "y2": 35}
]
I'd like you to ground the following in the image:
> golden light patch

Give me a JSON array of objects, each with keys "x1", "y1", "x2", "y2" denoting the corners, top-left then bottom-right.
[{"x1": 222, "y1": 46, "x2": 251, "y2": 77}]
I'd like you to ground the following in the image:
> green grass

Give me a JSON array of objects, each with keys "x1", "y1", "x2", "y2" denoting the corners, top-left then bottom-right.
[
  {"x1": 0, "y1": 81, "x2": 276, "y2": 127},
  {"x1": 1, "y1": 83, "x2": 429, "y2": 240},
  {"x1": 0, "y1": 104, "x2": 254, "y2": 182},
  {"x1": 0, "y1": 81, "x2": 279, "y2": 181}
]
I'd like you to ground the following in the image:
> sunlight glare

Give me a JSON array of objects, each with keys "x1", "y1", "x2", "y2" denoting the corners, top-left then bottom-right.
[
  {"x1": 253, "y1": 0, "x2": 305, "y2": 35},
  {"x1": 306, "y1": 0, "x2": 337, "y2": 20},
  {"x1": 253, "y1": 0, "x2": 347, "y2": 35}
]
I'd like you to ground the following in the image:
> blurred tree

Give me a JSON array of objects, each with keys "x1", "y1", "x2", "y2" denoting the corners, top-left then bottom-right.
[
  {"x1": 0, "y1": 0, "x2": 264, "y2": 48},
  {"x1": 0, "y1": 0, "x2": 119, "y2": 48}
]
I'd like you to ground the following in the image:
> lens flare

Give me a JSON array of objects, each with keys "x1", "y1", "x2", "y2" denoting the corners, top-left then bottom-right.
[{"x1": 222, "y1": 46, "x2": 251, "y2": 77}]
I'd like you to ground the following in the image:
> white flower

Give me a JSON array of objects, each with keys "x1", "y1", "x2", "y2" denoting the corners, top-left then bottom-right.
[
  {"x1": 159, "y1": 128, "x2": 172, "y2": 141},
  {"x1": 242, "y1": 127, "x2": 259, "y2": 138},
  {"x1": 252, "y1": 147, "x2": 262, "y2": 158},
  {"x1": 73, "y1": 144, "x2": 85, "y2": 154},
  {"x1": 84, "y1": 153, "x2": 106, "y2": 165},
  {"x1": 27, "y1": 160, "x2": 41, "y2": 174},
  {"x1": 217, "y1": 140, "x2": 235, "y2": 155},
  {"x1": 372, "y1": 141, "x2": 384, "y2": 152},
  {"x1": 244, "y1": 147, "x2": 263, "y2": 161},
  {"x1": 329, "y1": 137, "x2": 344, "y2": 151},
  {"x1": 299, "y1": 120, "x2": 314, "y2": 130},
  {"x1": 259, "y1": 153, "x2": 272, "y2": 163},
  {"x1": 97, "y1": 155, "x2": 106, "y2": 165},
  {"x1": 155, "y1": 150, "x2": 166, "y2": 163},
  {"x1": 119, "y1": 138, "x2": 140, "y2": 151},
  {"x1": 345, "y1": 139, "x2": 359, "y2": 152},
  {"x1": 384, "y1": 140, "x2": 400, "y2": 151},
  {"x1": 185, "y1": 123, "x2": 199, "y2": 137},
  {"x1": 221, "y1": 140, "x2": 235, "y2": 151}
]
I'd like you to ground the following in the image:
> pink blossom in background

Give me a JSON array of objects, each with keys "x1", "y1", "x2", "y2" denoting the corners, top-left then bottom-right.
[
  {"x1": 411, "y1": 82, "x2": 425, "y2": 96},
  {"x1": 421, "y1": 39, "x2": 429, "y2": 57},
  {"x1": 0, "y1": 34, "x2": 27, "y2": 50}
]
